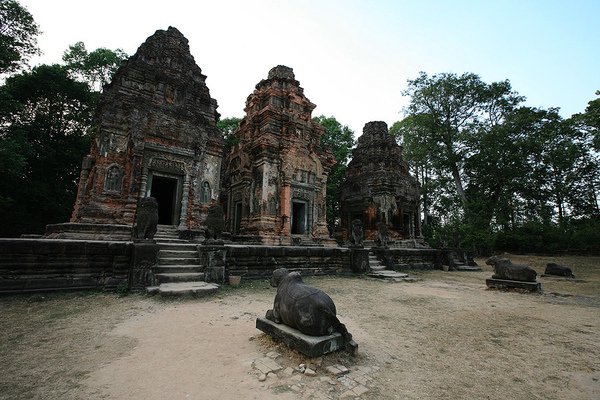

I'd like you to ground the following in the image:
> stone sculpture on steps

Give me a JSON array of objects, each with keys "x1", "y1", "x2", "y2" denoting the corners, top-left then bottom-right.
[{"x1": 133, "y1": 197, "x2": 158, "y2": 240}]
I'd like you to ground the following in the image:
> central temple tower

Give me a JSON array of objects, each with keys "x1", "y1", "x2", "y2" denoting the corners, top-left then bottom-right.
[{"x1": 222, "y1": 66, "x2": 335, "y2": 245}]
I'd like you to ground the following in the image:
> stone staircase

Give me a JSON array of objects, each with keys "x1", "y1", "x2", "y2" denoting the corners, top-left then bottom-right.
[
  {"x1": 367, "y1": 250, "x2": 413, "y2": 281},
  {"x1": 447, "y1": 252, "x2": 482, "y2": 272},
  {"x1": 147, "y1": 225, "x2": 219, "y2": 297}
]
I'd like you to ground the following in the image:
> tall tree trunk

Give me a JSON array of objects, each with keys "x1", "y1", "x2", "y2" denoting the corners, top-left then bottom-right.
[
  {"x1": 422, "y1": 167, "x2": 429, "y2": 226},
  {"x1": 450, "y1": 161, "x2": 467, "y2": 208}
]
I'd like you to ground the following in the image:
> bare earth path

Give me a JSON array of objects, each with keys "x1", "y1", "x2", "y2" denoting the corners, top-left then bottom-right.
[{"x1": 1, "y1": 255, "x2": 599, "y2": 399}]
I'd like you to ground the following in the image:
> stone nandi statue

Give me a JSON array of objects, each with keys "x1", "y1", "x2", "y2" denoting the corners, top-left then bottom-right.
[
  {"x1": 265, "y1": 268, "x2": 358, "y2": 356},
  {"x1": 545, "y1": 263, "x2": 575, "y2": 278},
  {"x1": 486, "y1": 256, "x2": 537, "y2": 282}
]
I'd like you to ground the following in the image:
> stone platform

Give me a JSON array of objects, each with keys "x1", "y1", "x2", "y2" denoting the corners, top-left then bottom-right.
[
  {"x1": 455, "y1": 265, "x2": 482, "y2": 271},
  {"x1": 367, "y1": 270, "x2": 413, "y2": 281},
  {"x1": 256, "y1": 317, "x2": 347, "y2": 358},
  {"x1": 486, "y1": 278, "x2": 542, "y2": 292},
  {"x1": 147, "y1": 282, "x2": 219, "y2": 297},
  {"x1": 43, "y1": 223, "x2": 133, "y2": 241}
]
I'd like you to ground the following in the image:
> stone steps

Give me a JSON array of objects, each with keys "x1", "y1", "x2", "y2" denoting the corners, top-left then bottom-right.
[
  {"x1": 156, "y1": 243, "x2": 198, "y2": 251},
  {"x1": 367, "y1": 251, "x2": 415, "y2": 281},
  {"x1": 157, "y1": 257, "x2": 201, "y2": 265},
  {"x1": 155, "y1": 237, "x2": 187, "y2": 243},
  {"x1": 154, "y1": 272, "x2": 206, "y2": 283},
  {"x1": 147, "y1": 282, "x2": 219, "y2": 297},
  {"x1": 154, "y1": 265, "x2": 204, "y2": 274},
  {"x1": 147, "y1": 225, "x2": 219, "y2": 298},
  {"x1": 158, "y1": 250, "x2": 198, "y2": 258},
  {"x1": 368, "y1": 253, "x2": 386, "y2": 271}
]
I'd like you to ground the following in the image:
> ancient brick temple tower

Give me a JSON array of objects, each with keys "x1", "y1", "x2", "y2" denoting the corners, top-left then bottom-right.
[
  {"x1": 222, "y1": 66, "x2": 335, "y2": 245},
  {"x1": 70, "y1": 27, "x2": 223, "y2": 231},
  {"x1": 339, "y1": 121, "x2": 421, "y2": 245}
]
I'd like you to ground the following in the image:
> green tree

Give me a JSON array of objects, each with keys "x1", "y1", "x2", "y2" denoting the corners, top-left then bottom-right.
[
  {"x1": 0, "y1": 0, "x2": 40, "y2": 74},
  {"x1": 401, "y1": 75, "x2": 600, "y2": 253},
  {"x1": 0, "y1": 64, "x2": 94, "y2": 236},
  {"x1": 391, "y1": 116, "x2": 443, "y2": 228},
  {"x1": 572, "y1": 91, "x2": 600, "y2": 151},
  {"x1": 402, "y1": 72, "x2": 524, "y2": 210},
  {"x1": 313, "y1": 115, "x2": 355, "y2": 234},
  {"x1": 217, "y1": 116, "x2": 241, "y2": 153},
  {"x1": 62, "y1": 41, "x2": 127, "y2": 90}
]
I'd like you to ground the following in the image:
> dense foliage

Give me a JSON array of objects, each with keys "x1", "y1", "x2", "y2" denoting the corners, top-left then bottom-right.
[
  {"x1": 0, "y1": 0, "x2": 39, "y2": 74},
  {"x1": 0, "y1": 1, "x2": 128, "y2": 236},
  {"x1": 313, "y1": 115, "x2": 355, "y2": 235},
  {"x1": 396, "y1": 72, "x2": 599, "y2": 254},
  {"x1": 62, "y1": 41, "x2": 127, "y2": 91},
  {"x1": 0, "y1": 65, "x2": 94, "y2": 236},
  {"x1": 217, "y1": 116, "x2": 241, "y2": 152}
]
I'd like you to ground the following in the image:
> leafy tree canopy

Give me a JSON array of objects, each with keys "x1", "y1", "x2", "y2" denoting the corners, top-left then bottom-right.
[
  {"x1": 313, "y1": 115, "x2": 356, "y2": 234},
  {"x1": 314, "y1": 115, "x2": 355, "y2": 166},
  {"x1": 0, "y1": 0, "x2": 40, "y2": 74},
  {"x1": 398, "y1": 73, "x2": 599, "y2": 254},
  {"x1": 0, "y1": 64, "x2": 93, "y2": 236},
  {"x1": 217, "y1": 116, "x2": 241, "y2": 152},
  {"x1": 62, "y1": 41, "x2": 127, "y2": 90},
  {"x1": 402, "y1": 71, "x2": 524, "y2": 208},
  {"x1": 571, "y1": 90, "x2": 600, "y2": 151}
]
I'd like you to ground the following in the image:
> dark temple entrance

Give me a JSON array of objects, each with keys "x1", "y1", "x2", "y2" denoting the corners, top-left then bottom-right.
[
  {"x1": 291, "y1": 201, "x2": 307, "y2": 234},
  {"x1": 233, "y1": 202, "x2": 242, "y2": 234},
  {"x1": 150, "y1": 176, "x2": 179, "y2": 225}
]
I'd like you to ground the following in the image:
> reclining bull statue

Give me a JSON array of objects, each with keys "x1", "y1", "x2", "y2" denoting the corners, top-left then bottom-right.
[
  {"x1": 545, "y1": 263, "x2": 575, "y2": 278},
  {"x1": 265, "y1": 268, "x2": 358, "y2": 356},
  {"x1": 486, "y1": 256, "x2": 537, "y2": 282}
]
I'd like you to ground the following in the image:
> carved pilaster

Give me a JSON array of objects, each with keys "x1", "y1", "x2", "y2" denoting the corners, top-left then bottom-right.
[{"x1": 179, "y1": 173, "x2": 190, "y2": 229}]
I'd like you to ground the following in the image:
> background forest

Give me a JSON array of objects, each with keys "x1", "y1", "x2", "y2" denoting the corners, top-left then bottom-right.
[{"x1": 1, "y1": 0, "x2": 598, "y2": 253}]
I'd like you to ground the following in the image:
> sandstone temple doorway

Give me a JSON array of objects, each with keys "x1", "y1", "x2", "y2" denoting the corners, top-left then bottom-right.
[
  {"x1": 149, "y1": 175, "x2": 180, "y2": 225},
  {"x1": 291, "y1": 201, "x2": 307, "y2": 234}
]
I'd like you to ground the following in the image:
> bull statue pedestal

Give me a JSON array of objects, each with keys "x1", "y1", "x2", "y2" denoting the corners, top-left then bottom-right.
[
  {"x1": 485, "y1": 256, "x2": 541, "y2": 292},
  {"x1": 256, "y1": 268, "x2": 358, "y2": 357}
]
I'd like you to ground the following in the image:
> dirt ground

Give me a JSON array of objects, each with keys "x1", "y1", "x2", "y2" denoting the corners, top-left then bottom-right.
[{"x1": 1, "y1": 254, "x2": 599, "y2": 400}]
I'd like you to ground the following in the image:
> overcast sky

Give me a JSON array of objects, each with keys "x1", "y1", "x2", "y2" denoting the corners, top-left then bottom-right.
[{"x1": 20, "y1": 0, "x2": 600, "y2": 136}]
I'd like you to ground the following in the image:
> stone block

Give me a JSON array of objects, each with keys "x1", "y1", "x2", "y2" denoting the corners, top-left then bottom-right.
[
  {"x1": 252, "y1": 356, "x2": 283, "y2": 374},
  {"x1": 350, "y1": 248, "x2": 370, "y2": 273},
  {"x1": 256, "y1": 317, "x2": 344, "y2": 358},
  {"x1": 129, "y1": 241, "x2": 158, "y2": 290},
  {"x1": 486, "y1": 278, "x2": 541, "y2": 292}
]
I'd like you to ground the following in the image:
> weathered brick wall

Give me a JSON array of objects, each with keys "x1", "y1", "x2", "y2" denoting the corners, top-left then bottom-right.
[
  {"x1": 0, "y1": 239, "x2": 132, "y2": 293},
  {"x1": 372, "y1": 248, "x2": 442, "y2": 270},
  {"x1": 225, "y1": 246, "x2": 352, "y2": 278}
]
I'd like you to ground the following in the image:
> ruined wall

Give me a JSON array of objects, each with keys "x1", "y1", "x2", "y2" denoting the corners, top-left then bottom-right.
[
  {"x1": 225, "y1": 246, "x2": 351, "y2": 278},
  {"x1": 223, "y1": 66, "x2": 335, "y2": 245},
  {"x1": 71, "y1": 27, "x2": 223, "y2": 230},
  {"x1": 0, "y1": 239, "x2": 132, "y2": 293},
  {"x1": 371, "y1": 248, "x2": 442, "y2": 270}
]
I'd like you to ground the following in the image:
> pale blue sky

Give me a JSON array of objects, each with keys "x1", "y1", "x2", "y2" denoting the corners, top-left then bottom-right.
[{"x1": 21, "y1": 0, "x2": 600, "y2": 136}]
